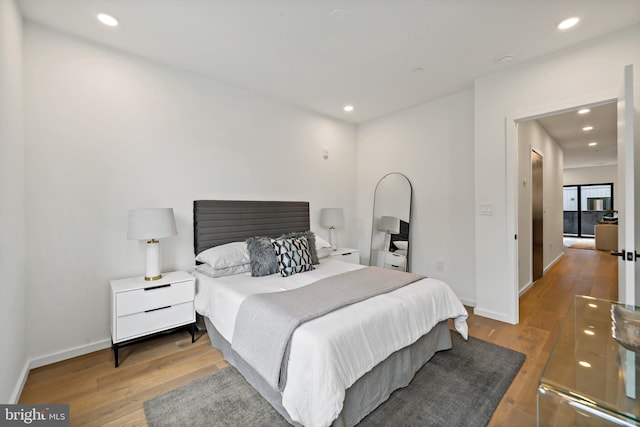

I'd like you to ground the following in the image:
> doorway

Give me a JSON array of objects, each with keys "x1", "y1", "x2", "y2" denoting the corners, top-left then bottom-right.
[{"x1": 514, "y1": 101, "x2": 617, "y2": 297}]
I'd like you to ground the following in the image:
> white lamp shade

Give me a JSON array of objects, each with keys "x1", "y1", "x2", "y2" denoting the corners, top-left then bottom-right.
[
  {"x1": 320, "y1": 208, "x2": 344, "y2": 228},
  {"x1": 127, "y1": 208, "x2": 177, "y2": 241},
  {"x1": 378, "y1": 216, "x2": 400, "y2": 234}
]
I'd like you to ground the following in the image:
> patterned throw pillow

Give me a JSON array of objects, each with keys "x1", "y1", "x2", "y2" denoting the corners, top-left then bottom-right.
[
  {"x1": 271, "y1": 236, "x2": 315, "y2": 277},
  {"x1": 278, "y1": 230, "x2": 320, "y2": 265}
]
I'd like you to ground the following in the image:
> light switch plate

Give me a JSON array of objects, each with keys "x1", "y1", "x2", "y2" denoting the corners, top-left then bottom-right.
[{"x1": 480, "y1": 203, "x2": 493, "y2": 216}]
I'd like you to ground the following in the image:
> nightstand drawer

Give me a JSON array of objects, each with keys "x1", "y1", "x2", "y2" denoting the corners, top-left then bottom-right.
[
  {"x1": 384, "y1": 262, "x2": 406, "y2": 271},
  {"x1": 329, "y1": 248, "x2": 360, "y2": 265},
  {"x1": 115, "y1": 301, "x2": 194, "y2": 342},
  {"x1": 385, "y1": 252, "x2": 406, "y2": 268},
  {"x1": 333, "y1": 251, "x2": 359, "y2": 264},
  {"x1": 116, "y1": 280, "x2": 194, "y2": 316}
]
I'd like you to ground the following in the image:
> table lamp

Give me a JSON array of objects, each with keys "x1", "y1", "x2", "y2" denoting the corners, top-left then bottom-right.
[
  {"x1": 127, "y1": 208, "x2": 177, "y2": 280},
  {"x1": 320, "y1": 208, "x2": 344, "y2": 250}
]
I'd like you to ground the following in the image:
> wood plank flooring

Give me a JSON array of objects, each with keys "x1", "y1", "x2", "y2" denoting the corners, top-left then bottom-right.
[{"x1": 19, "y1": 245, "x2": 617, "y2": 426}]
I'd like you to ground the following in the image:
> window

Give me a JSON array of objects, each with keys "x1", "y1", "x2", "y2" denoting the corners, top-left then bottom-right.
[{"x1": 563, "y1": 184, "x2": 614, "y2": 237}]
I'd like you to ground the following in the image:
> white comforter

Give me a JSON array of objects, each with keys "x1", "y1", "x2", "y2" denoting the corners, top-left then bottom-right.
[{"x1": 194, "y1": 259, "x2": 468, "y2": 427}]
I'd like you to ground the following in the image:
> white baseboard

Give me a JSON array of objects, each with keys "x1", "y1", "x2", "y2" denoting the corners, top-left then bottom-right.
[
  {"x1": 519, "y1": 281, "x2": 534, "y2": 297},
  {"x1": 544, "y1": 252, "x2": 564, "y2": 274},
  {"x1": 9, "y1": 338, "x2": 120, "y2": 403},
  {"x1": 29, "y1": 339, "x2": 112, "y2": 369},
  {"x1": 458, "y1": 297, "x2": 475, "y2": 308},
  {"x1": 473, "y1": 306, "x2": 515, "y2": 324},
  {"x1": 518, "y1": 252, "x2": 564, "y2": 298},
  {"x1": 9, "y1": 360, "x2": 31, "y2": 404}
]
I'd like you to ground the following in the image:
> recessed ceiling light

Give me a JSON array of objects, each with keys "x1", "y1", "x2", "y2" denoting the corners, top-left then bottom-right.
[
  {"x1": 558, "y1": 17, "x2": 579, "y2": 30},
  {"x1": 584, "y1": 329, "x2": 595, "y2": 336},
  {"x1": 588, "y1": 142, "x2": 598, "y2": 146},
  {"x1": 578, "y1": 360, "x2": 592, "y2": 368},
  {"x1": 582, "y1": 126, "x2": 594, "y2": 131},
  {"x1": 578, "y1": 108, "x2": 590, "y2": 114},
  {"x1": 343, "y1": 105, "x2": 354, "y2": 112},
  {"x1": 97, "y1": 13, "x2": 119, "y2": 27}
]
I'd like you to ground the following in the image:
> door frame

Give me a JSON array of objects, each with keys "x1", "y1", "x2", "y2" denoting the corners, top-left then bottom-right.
[
  {"x1": 531, "y1": 148, "x2": 544, "y2": 282},
  {"x1": 506, "y1": 93, "x2": 618, "y2": 324},
  {"x1": 619, "y1": 64, "x2": 636, "y2": 305}
]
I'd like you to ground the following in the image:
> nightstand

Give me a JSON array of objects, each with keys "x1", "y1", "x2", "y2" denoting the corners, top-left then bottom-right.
[
  {"x1": 110, "y1": 270, "x2": 196, "y2": 367},
  {"x1": 373, "y1": 250, "x2": 407, "y2": 271},
  {"x1": 329, "y1": 247, "x2": 360, "y2": 264}
]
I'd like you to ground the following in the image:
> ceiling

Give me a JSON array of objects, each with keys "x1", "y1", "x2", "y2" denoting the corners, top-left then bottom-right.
[
  {"x1": 17, "y1": 0, "x2": 640, "y2": 124},
  {"x1": 535, "y1": 102, "x2": 617, "y2": 169}
]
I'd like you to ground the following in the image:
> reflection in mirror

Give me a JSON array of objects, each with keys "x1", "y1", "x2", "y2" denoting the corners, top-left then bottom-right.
[{"x1": 370, "y1": 173, "x2": 412, "y2": 272}]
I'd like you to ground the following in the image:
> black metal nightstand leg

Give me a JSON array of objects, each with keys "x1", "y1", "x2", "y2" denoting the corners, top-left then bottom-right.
[
  {"x1": 190, "y1": 323, "x2": 196, "y2": 343},
  {"x1": 112, "y1": 342, "x2": 119, "y2": 368}
]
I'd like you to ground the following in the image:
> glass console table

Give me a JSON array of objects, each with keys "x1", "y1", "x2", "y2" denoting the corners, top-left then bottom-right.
[{"x1": 538, "y1": 295, "x2": 640, "y2": 426}]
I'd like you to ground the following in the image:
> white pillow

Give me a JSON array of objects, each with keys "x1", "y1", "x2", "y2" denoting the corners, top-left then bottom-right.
[
  {"x1": 317, "y1": 247, "x2": 332, "y2": 259},
  {"x1": 195, "y1": 262, "x2": 250, "y2": 278},
  {"x1": 314, "y1": 234, "x2": 332, "y2": 249},
  {"x1": 394, "y1": 240, "x2": 408, "y2": 250},
  {"x1": 195, "y1": 242, "x2": 250, "y2": 269}
]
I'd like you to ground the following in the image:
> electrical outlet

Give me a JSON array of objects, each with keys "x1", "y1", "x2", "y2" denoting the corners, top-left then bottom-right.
[{"x1": 437, "y1": 260, "x2": 444, "y2": 271}]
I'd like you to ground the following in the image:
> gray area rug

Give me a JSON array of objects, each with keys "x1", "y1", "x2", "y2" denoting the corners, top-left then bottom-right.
[{"x1": 144, "y1": 334, "x2": 525, "y2": 427}]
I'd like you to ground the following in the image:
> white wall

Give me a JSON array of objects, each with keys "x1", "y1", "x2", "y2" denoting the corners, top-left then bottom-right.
[
  {"x1": 357, "y1": 90, "x2": 476, "y2": 305},
  {"x1": 0, "y1": 0, "x2": 27, "y2": 403},
  {"x1": 474, "y1": 25, "x2": 640, "y2": 323},
  {"x1": 564, "y1": 165, "x2": 618, "y2": 211},
  {"x1": 23, "y1": 23, "x2": 358, "y2": 364},
  {"x1": 517, "y1": 120, "x2": 564, "y2": 293}
]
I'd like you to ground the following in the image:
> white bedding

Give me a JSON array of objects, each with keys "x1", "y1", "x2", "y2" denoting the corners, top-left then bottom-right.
[{"x1": 194, "y1": 258, "x2": 468, "y2": 427}]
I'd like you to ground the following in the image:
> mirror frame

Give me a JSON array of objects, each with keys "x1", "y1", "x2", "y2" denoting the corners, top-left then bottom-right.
[{"x1": 369, "y1": 172, "x2": 412, "y2": 271}]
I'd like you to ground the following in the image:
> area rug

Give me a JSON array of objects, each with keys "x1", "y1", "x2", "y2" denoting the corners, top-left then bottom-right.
[
  {"x1": 144, "y1": 334, "x2": 525, "y2": 427},
  {"x1": 569, "y1": 239, "x2": 595, "y2": 250}
]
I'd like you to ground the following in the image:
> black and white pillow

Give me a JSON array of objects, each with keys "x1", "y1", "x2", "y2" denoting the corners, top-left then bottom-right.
[
  {"x1": 278, "y1": 230, "x2": 320, "y2": 265},
  {"x1": 271, "y1": 236, "x2": 315, "y2": 277}
]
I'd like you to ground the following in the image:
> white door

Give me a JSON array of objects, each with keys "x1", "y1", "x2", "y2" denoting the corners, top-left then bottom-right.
[{"x1": 616, "y1": 64, "x2": 638, "y2": 306}]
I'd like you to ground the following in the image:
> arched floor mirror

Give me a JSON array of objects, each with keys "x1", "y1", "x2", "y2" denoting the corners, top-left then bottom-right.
[{"x1": 369, "y1": 173, "x2": 412, "y2": 272}]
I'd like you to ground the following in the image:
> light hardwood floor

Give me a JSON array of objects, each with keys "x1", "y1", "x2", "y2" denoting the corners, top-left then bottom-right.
[{"x1": 19, "y1": 245, "x2": 617, "y2": 426}]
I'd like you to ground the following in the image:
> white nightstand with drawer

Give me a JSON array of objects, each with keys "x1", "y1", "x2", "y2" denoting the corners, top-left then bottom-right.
[
  {"x1": 373, "y1": 250, "x2": 407, "y2": 271},
  {"x1": 329, "y1": 247, "x2": 360, "y2": 264},
  {"x1": 110, "y1": 270, "x2": 195, "y2": 367}
]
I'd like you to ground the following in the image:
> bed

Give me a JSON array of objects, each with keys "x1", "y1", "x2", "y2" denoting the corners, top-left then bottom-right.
[{"x1": 192, "y1": 200, "x2": 468, "y2": 427}]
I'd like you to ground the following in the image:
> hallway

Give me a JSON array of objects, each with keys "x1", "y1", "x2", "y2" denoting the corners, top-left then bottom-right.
[{"x1": 468, "y1": 245, "x2": 618, "y2": 426}]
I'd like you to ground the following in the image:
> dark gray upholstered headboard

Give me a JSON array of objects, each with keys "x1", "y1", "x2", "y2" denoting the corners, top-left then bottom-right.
[
  {"x1": 193, "y1": 200, "x2": 310, "y2": 256},
  {"x1": 390, "y1": 220, "x2": 410, "y2": 250}
]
